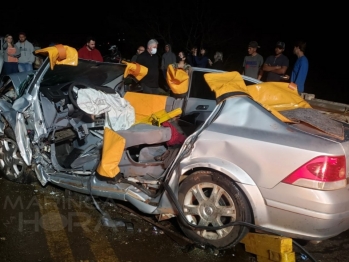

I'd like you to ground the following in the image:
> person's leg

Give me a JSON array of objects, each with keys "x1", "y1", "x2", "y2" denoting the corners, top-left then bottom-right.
[
  {"x1": 18, "y1": 63, "x2": 25, "y2": 72},
  {"x1": 24, "y1": 63, "x2": 33, "y2": 72},
  {"x1": 3, "y1": 62, "x2": 10, "y2": 75},
  {"x1": 9, "y1": 63, "x2": 19, "y2": 74}
]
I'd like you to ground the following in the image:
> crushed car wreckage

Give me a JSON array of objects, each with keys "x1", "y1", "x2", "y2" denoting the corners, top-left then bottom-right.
[{"x1": 1, "y1": 44, "x2": 349, "y2": 250}]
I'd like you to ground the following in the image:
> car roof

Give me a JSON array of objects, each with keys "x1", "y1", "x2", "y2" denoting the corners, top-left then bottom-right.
[{"x1": 190, "y1": 67, "x2": 263, "y2": 85}]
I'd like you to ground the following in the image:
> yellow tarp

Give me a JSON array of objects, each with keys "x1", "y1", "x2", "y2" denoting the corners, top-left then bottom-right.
[
  {"x1": 35, "y1": 44, "x2": 78, "y2": 69},
  {"x1": 136, "y1": 108, "x2": 182, "y2": 126},
  {"x1": 97, "y1": 127, "x2": 125, "y2": 178},
  {"x1": 124, "y1": 92, "x2": 168, "y2": 123},
  {"x1": 122, "y1": 61, "x2": 148, "y2": 81},
  {"x1": 166, "y1": 65, "x2": 189, "y2": 95},
  {"x1": 204, "y1": 71, "x2": 312, "y2": 123}
]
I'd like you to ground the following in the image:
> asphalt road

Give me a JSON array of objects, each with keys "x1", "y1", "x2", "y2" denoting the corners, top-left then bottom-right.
[{"x1": 0, "y1": 176, "x2": 348, "y2": 262}]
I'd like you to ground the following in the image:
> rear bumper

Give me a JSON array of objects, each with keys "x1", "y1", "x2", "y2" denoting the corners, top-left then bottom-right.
[{"x1": 239, "y1": 183, "x2": 349, "y2": 240}]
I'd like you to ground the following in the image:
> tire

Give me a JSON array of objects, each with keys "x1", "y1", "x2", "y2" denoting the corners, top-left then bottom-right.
[
  {"x1": 177, "y1": 170, "x2": 252, "y2": 249},
  {"x1": 0, "y1": 128, "x2": 36, "y2": 184}
]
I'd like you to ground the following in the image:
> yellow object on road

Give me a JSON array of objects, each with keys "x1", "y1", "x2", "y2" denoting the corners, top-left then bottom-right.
[{"x1": 241, "y1": 233, "x2": 295, "y2": 262}]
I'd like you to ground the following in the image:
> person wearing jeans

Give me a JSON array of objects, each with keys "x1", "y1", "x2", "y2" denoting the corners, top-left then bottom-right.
[{"x1": 15, "y1": 32, "x2": 35, "y2": 72}]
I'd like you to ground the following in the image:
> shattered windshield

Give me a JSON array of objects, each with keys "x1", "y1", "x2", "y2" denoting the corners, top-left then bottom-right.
[
  {"x1": 40, "y1": 58, "x2": 126, "y2": 87},
  {"x1": 18, "y1": 73, "x2": 35, "y2": 98}
]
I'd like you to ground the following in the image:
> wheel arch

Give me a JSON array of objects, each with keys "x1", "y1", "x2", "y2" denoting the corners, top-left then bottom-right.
[{"x1": 180, "y1": 157, "x2": 256, "y2": 185}]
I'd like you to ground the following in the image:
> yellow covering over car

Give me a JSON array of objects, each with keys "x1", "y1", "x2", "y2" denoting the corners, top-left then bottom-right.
[
  {"x1": 34, "y1": 44, "x2": 78, "y2": 69},
  {"x1": 124, "y1": 92, "x2": 168, "y2": 122},
  {"x1": 122, "y1": 61, "x2": 148, "y2": 81},
  {"x1": 96, "y1": 127, "x2": 125, "y2": 178},
  {"x1": 166, "y1": 65, "x2": 189, "y2": 95},
  {"x1": 204, "y1": 71, "x2": 312, "y2": 123}
]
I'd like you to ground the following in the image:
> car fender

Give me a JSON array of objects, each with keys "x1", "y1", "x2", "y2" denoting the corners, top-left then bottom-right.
[
  {"x1": 0, "y1": 103, "x2": 32, "y2": 165},
  {"x1": 0, "y1": 116, "x2": 5, "y2": 136},
  {"x1": 179, "y1": 156, "x2": 256, "y2": 185},
  {"x1": 14, "y1": 113, "x2": 32, "y2": 166},
  {"x1": 0, "y1": 55, "x2": 3, "y2": 76},
  {"x1": 0, "y1": 36, "x2": 4, "y2": 74}
]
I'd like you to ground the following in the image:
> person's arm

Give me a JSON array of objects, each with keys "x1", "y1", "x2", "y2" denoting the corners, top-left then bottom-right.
[
  {"x1": 14, "y1": 46, "x2": 21, "y2": 57},
  {"x1": 262, "y1": 63, "x2": 286, "y2": 74},
  {"x1": 291, "y1": 58, "x2": 307, "y2": 83},
  {"x1": 3, "y1": 41, "x2": 8, "y2": 50},
  {"x1": 242, "y1": 57, "x2": 246, "y2": 74},
  {"x1": 29, "y1": 43, "x2": 36, "y2": 63},
  {"x1": 96, "y1": 50, "x2": 103, "y2": 62},
  {"x1": 257, "y1": 56, "x2": 263, "y2": 80},
  {"x1": 171, "y1": 53, "x2": 176, "y2": 64},
  {"x1": 77, "y1": 48, "x2": 84, "y2": 58},
  {"x1": 257, "y1": 68, "x2": 263, "y2": 80}
]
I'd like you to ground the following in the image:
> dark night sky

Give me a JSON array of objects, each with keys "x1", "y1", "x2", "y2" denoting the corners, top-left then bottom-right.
[{"x1": 0, "y1": 5, "x2": 345, "y2": 103}]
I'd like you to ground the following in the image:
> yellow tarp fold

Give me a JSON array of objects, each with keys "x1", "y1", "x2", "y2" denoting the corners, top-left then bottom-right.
[
  {"x1": 97, "y1": 127, "x2": 125, "y2": 178},
  {"x1": 124, "y1": 92, "x2": 168, "y2": 123},
  {"x1": 166, "y1": 65, "x2": 189, "y2": 95},
  {"x1": 35, "y1": 44, "x2": 78, "y2": 69},
  {"x1": 204, "y1": 71, "x2": 312, "y2": 123},
  {"x1": 136, "y1": 108, "x2": 182, "y2": 126},
  {"x1": 122, "y1": 61, "x2": 148, "y2": 81}
]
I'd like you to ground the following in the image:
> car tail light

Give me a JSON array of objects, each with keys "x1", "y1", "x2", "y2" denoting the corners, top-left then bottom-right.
[{"x1": 282, "y1": 156, "x2": 347, "y2": 190}]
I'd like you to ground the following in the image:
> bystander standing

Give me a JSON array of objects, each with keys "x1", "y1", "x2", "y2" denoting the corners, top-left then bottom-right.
[
  {"x1": 15, "y1": 32, "x2": 35, "y2": 72},
  {"x1": 136, "y1": 39, "x2": 160, "y2": 94},
  {"x1": 78, "y1": 36, "x2": 103, "y2": 62},
  {"x1": 261, "y1": 41, "x2": 289, "y2": 82},
  {"x1": 242, "y1": 41, "x2": 263, "y2": 79}
]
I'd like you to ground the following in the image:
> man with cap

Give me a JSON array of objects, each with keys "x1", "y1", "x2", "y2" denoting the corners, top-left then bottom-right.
[
  {"x1": 242, "y1": 41, "x2": 264, "y2": 80},
  {"x1": 262, "y1": 41, "x2": 289, "y2": 82}
]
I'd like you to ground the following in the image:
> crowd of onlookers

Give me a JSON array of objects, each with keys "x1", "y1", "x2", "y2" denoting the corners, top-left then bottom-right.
[
  {"x1": 77, "y1": 36, "x2": 308, "y2": 95},
  {"x1": 1, "y1": 32, "x2": 42, "y2": 75},
  {"x1": 2, "y1": 32, "x2": 308, "y2": 95}
]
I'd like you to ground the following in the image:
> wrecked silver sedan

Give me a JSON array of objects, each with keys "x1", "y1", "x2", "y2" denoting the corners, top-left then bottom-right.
[{"x1": 1, "y1": 45, "x2": 349, "y2": 250}]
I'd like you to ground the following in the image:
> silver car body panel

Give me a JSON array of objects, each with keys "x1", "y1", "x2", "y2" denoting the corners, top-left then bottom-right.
[
  {"x1": 174, "y1": 93, "x2": 349, "y2": 239},
  {"x1": 0, "y1": 36, "x2": 3, "y2": 74},
  {"x1": 3, "y1": 71, "x2": 36, "y2": 95},
  {"x1": 14, "y1": 112, "x2": 32, "y2": 165},
  {"x1": 0, "y1": 119, "x2": 4, "y2": 135},
  {"x1": 3, "y1": 56, "x2": 349, "y2": 242}
]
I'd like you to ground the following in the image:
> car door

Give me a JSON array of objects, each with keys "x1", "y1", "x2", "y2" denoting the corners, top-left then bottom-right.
[
  {"x1": 182, "y1": 68, "x2": 217, "y2": 124},
  {"x1": 182, "y1": 68, "x2": 261, "y2": 124}
]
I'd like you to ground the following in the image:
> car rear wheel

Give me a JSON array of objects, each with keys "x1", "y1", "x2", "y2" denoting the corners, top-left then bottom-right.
[
  {"x1": 0, "y1": 128, "x2": 36, "y2": 184},
  {"x1": 177, "y1": 170, "x2": 252, "y2": 249}
]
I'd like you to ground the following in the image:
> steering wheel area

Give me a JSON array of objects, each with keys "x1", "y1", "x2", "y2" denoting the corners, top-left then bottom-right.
[{"x1": 68, "y1": 82, "x2": 89, "y2": 109}]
